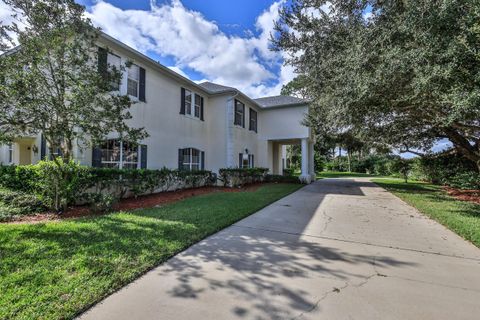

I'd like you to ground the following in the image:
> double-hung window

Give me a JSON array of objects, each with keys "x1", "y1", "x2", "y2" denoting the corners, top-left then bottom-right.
[
  {"x1": 249, "y1": 108, "x2": 257, "y2": 133},
  {"x1": 234, "y1": 100, "x2": 245, "y2": 127},
  {"x1": 107, "y1": 53, "x2": 121, "y2": 90},
  {"x1": 100, "y1": 139, "x2": 139, "y2": 169},
  {"x1": 184, "y1": 89, "x2": 192, "y2": 115},
  {"x1": 127, "y1": 64, "x2": 140, "y2": 98},
  {"x1": 181, "y1": 88, "x2": 204, "y2": 120},
  {"x1": 194, "y1": 94, "x2": 202, "y2": 118},
  {"x1": 179, "y1": 148, "x2": 204, "y2": 171}
]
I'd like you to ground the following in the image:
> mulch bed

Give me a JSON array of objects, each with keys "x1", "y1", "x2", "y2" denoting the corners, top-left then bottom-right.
[
  {"x1": 8, "y1": 184, "x2": 263, "y2": 224},
  {"x1": 444, "y1": 186, "x2": 480, "y2": 205}
]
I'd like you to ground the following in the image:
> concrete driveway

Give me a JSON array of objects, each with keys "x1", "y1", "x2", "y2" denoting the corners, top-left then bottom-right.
[{"x1": 79, "y1": 178, "x2": 480, "y2": 320}]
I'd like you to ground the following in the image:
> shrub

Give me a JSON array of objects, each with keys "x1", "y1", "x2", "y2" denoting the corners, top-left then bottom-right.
[
  {"x1": 87, "y1": 193, "x2": 118, "y2": 214},
  {"x1": 0, "y1": 165, "x2": 38, "y2": 192},
  {"x1": 0, "y1": 189, "x2": 44, "y2": 221},
  {"x1": 219, "y1": 168, "x2": 269, "y2": 187},
  {"x1": 409, "y1": 154, "x2": 477, "y2": 185},
  {"x1": 447, "y1": 172, "x2": 480, "y2": 190},
  {"x1": 265, "y1": 174, "x2": 301, "y2": 184},
  {"x1": 33, "y1": 159, "x2": 92, "y2": 212},
  {"x1": 283, "y1": 168, "x2": 295, "y2": 176}
]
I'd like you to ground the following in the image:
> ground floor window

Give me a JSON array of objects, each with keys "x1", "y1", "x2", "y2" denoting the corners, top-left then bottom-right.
[
  {"x1": 100, "y1": 139, "x2": 139, "y2": 169},
  {"x1": 179, "y1": 148, "x2": 204, "y2": 171},
  {"x1": 239, "y1": 153, "x2": 254, "y2": 168}
]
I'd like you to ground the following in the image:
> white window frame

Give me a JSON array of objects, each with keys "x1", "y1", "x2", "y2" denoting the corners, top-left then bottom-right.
[
  {"x1": 100, "y1": 139, "x2": 140, "y2": 169},
  {"x1": 182, "y1": 148, "x2": 202, "y2": 171},
  {"x1": 194, "y1": 93, "x2": 202, "y2": 118},
  {"x1": 127, "y1": 64, "x2": 140, "y2": 99},
  {"x1": 183, "y1": 90, "x2": 203, "y2": 120}
]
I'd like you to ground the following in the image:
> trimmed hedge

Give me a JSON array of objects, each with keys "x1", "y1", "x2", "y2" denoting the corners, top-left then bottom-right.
[
  {"x1": 0, "y1": 161, "x2": 216, "y2": 213},
  {"x1": 219, "y1": 168, "x2": 269, "y2": 187}
]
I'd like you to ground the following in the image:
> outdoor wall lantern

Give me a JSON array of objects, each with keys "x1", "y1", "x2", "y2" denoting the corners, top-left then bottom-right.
[{"x1": 32, "y1": 145, "x2": 39, "y2": 154}]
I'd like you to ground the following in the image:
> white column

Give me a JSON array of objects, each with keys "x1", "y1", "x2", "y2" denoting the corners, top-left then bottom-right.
[
  {"x1": 300, "y1": 138, "x2": 311, "y2": 183},
  {"x1": 309, "y1": 141, "x2": 315, "y2": 181}
]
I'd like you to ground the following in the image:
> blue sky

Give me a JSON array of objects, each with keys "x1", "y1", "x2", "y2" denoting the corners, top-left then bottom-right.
[{"x1": 75, "y1": 0, "x2": 290, "y2": 97}]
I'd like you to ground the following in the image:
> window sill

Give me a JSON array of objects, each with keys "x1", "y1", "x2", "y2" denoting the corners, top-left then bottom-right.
[{"x1": 182, "y1": 114, "x2": 203, "y2": 122}]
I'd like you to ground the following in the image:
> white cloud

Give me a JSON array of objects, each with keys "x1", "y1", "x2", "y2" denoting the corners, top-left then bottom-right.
[
  {"x1": 86, "y1": 0, "x2": 293, "y2": 98},
  {"x1": 0, "y1": 0, "x2": 24, "y2": 48}
]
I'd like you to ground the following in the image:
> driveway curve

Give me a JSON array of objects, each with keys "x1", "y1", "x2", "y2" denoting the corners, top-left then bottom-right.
[{"x1": 79, "y1": 178, "x2": 480, "y2": 320}]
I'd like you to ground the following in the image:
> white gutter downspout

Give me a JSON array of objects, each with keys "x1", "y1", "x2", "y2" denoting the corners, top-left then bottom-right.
[{"x1": 226, "y1": 90, "x2": 240, "y2": 168}]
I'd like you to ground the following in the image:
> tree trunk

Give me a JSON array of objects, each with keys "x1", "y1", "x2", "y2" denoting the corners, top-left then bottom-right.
[{"x1": 443, "y1": 128, "x2": 480, "y2": 172}]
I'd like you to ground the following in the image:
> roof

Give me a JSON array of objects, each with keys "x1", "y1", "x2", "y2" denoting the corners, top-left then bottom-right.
[
  {"x1": 198, "y1": 82, "x2": 236, "y2": 94},
  {"x1": 254, "y1": 95, "x2": 308, "y2": 108}
]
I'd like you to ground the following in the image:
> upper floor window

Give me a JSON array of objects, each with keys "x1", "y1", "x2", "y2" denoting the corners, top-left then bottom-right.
[
  {"x1": 194, "y1": 93, "x2": 202, "y2": 118},
  {"x1": 97, "y1": 47, "x2": 146, "y2": 102},
  {"x1": 249, "y1": 108, "x2": 257, "y2": 133},
  {"x1": 179, "y1": 148, "x2": 204, "y2": 171},
  {"x1": 127, "y1": 64, "x2": 140, "y2": 98},
  {"x1": 100, "y1": 139, "x2": 139, "y2": 169},
  {"x1": 180, "y1": 88, "x2": 204, "y2": 120},
  {"x1": 107, "y1": 53, "x2": 121, "y2": 90},
  {"x1": 234, "y1": 99, "x2": 245, "y2": 127}
]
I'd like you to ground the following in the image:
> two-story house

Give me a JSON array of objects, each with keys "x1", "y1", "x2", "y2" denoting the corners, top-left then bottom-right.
[{"x1": 0, "y1": 33, "x2": 316, "y2": 183}]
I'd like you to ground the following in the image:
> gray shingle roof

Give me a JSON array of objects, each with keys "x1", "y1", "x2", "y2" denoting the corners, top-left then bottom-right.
[
  {"x1": 253, "y1": 95, "x2": 308, "y2": 108},
  {"x1": 198, "y1": 81, "x2": 237, "y2": 94},
  {"x1": 198, "y1": 81, "x2": 309, "y2": 109}
]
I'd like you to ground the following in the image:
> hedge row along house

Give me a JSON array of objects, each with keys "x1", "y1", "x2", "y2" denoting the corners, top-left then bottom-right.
[{"x1": 0, "y1": 32, "x2": 316, "y2": 183}]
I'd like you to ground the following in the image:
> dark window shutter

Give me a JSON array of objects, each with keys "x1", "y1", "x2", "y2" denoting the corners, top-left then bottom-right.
[
  {"x1": 242, "y1": 104, "x2": 245, "y2": 128},
  {"x1": 239, "y1": 153, "x2": 243, "y2": 168},
  {"x1": 201, "y1": 151, "x2": 205, "y2": 170},
  {"x1": 139, "y1": 67, "x2": 146, "y2": 102},
  {"x1": 200, "y1": 96, "x2": 204, "y2": 121},
  {"x1": 178, "y1": 148, "x2": 184, "y2": 170},
  {"x1": 180, "y1": 88, "x2": 186, "y2": 114},
  {"x1": 92, "y1": 147, "x2": 102, "y2": 167},
  {"x1": 97, "y1": 47, "x2": 108, "y2": 78},
  {"x1": 140, "y1": 144, "x2": 147, "y2": 169},
  {"x1": 40, "y1": 135, "x2": 46, "y2": 160}
]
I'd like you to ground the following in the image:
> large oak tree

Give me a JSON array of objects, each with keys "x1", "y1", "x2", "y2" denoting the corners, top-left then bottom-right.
[{"x1": 273, "y1": 0, "x2": 480, "y2": 170}]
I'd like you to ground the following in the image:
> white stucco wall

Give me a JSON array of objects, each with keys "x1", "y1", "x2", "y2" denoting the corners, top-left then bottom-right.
[
  {"x1": 259, "y1": 106, "x2": 310, "y2": 141},
  {"x1": 1, "y1": 35, "x2": 310, "y2": 176}
]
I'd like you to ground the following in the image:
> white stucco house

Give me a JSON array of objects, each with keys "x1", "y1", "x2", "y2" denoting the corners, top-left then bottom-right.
[{"x1": 0, "y1": 33, "x2": 316, "y2": 183}]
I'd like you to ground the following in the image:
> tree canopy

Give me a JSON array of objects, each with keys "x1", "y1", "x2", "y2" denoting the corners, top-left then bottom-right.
[
  {"x1": 0, "y1": 0, "x2": 147, "y2": 161},
  {"x1": 274, "y1": 0, "x2": 480, "y2": 170}
]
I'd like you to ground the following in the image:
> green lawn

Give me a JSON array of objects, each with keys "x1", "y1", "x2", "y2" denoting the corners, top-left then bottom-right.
[
  {"x1": 372, "y1": 179, "x2": 480, "y2": 248},
  {"x1": 318, "y1": 171, "x2": 387, "y2": 179},
  {"x1": 0, "y1": 183, "x2": 302, "y2": 320}
]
